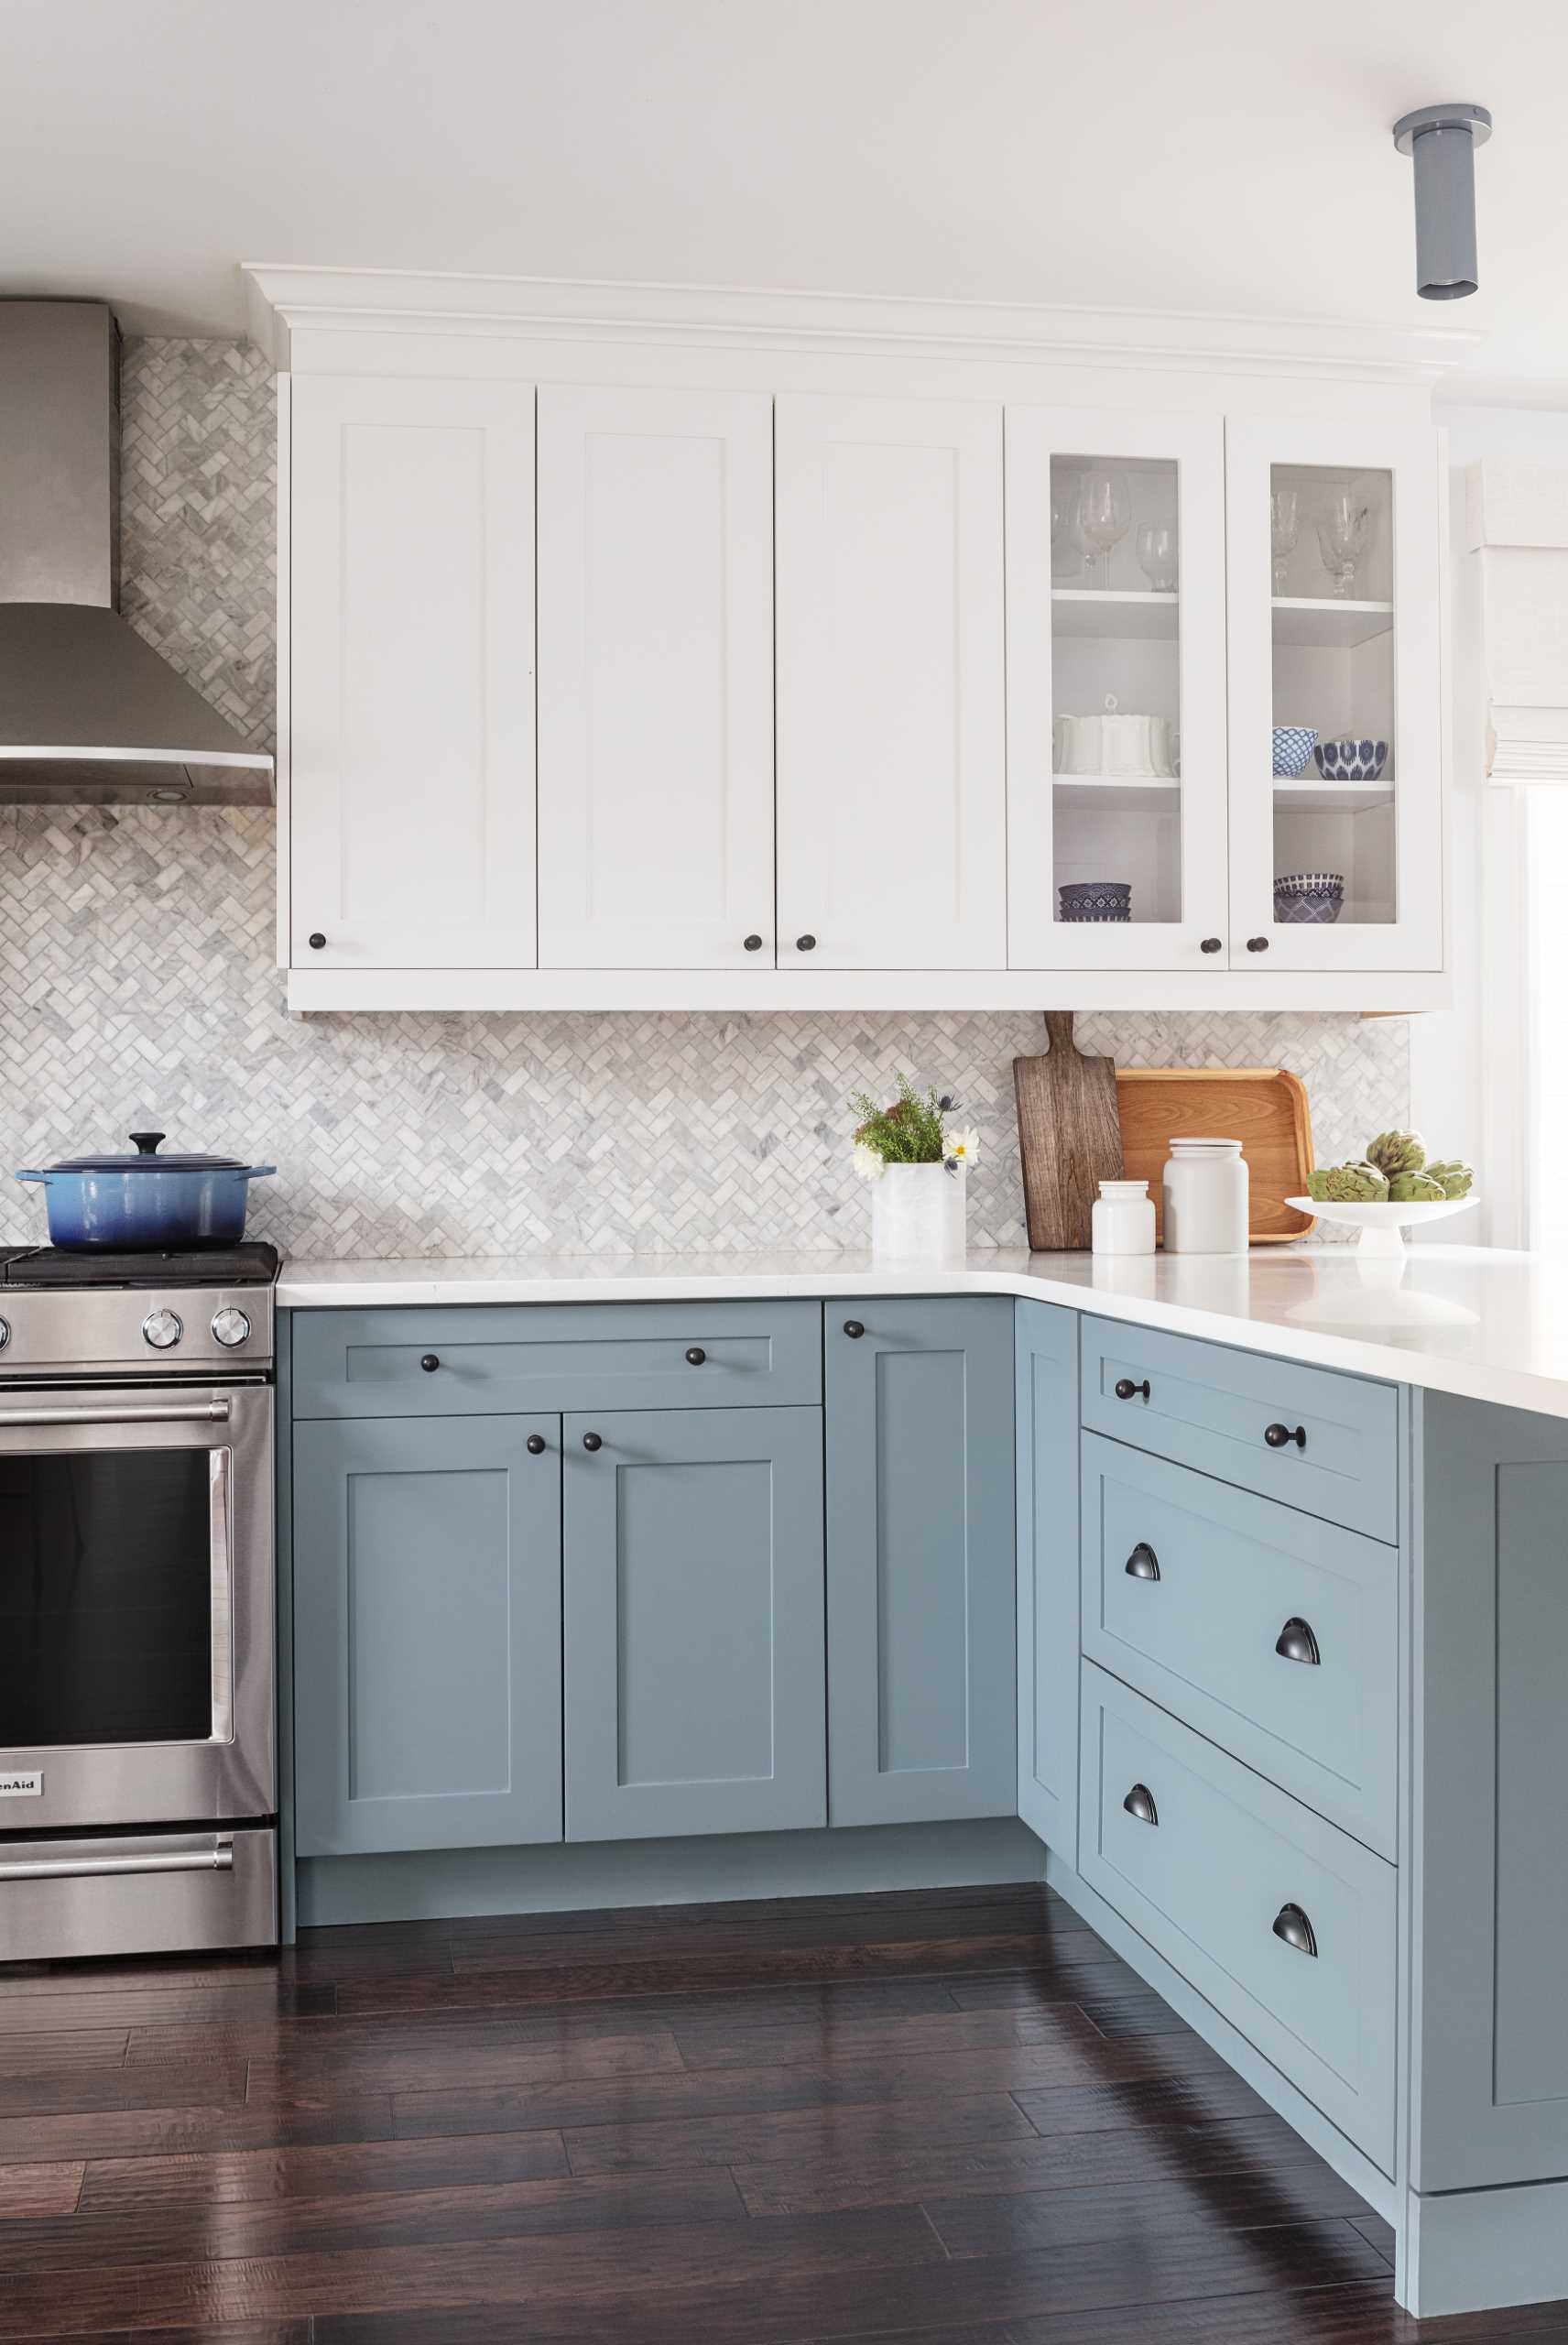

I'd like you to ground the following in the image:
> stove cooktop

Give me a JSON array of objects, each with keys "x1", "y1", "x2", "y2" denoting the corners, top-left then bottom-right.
[{"x1": 0, "y1": 1241, "x2": 281, "y2": 1292}]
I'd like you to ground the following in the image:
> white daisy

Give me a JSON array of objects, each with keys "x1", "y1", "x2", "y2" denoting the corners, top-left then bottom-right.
[
  {"x1": 942, "y1": 1126, "x2": 980, "y2": 1166},
  {"x1": 852, "y1": 1140, "x2": 886, "y2": 1183}
]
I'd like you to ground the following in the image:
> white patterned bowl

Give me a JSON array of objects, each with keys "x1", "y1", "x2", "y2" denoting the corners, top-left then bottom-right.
[
  {"x1": 1284, "y1": 1194, "x2": 1479, "y2": 1257},
  {"x1": 1272, "y1": 725, "x2": 1318, "y2": 778}
]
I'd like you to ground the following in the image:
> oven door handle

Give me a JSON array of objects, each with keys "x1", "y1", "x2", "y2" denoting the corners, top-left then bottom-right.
[
  {"x1": 0, "y1": 1400, "x2": 232, "y2": 1429},
  {"x1": 0, "y1": 1838, "x2": 234, "y2": 1882}
]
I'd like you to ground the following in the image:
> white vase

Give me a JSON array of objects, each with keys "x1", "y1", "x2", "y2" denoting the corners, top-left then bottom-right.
[{"x1": 870, "y1": 1162, "x2": 967, "y2": 1262}]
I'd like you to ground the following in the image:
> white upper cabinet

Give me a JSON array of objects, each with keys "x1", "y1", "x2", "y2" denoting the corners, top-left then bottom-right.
[
  {"x1": 537, "y1": 386, "x2": 776, "y2": 968},
  {"x1": 1007, "y1": 409, "x2": 1228, "y2": 971},
  {"x1": 1225, "y1": 420, "x2": 1443, "y2": 973},
  {"x1": 289, "y1": 376, "x2": 538, "y2": 970},
  {"x1": 775, "y1": 394, "x2": 1007, "y2": 969}
]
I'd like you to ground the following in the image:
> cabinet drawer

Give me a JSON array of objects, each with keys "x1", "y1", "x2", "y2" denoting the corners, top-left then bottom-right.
[
  {"x1": 1082, "y1": 1437, "x2": 1397, "y2": 1857},
  {"x1": 291, "y1": 1301, "x2": 822, "y2": 1418},
  {"x1": 1080, "y1": 1661, "x2": 1397, "y2": 2173},
  {"x1": 1081, "y1": 1316, "x2": 1397, "y2": 1541}
]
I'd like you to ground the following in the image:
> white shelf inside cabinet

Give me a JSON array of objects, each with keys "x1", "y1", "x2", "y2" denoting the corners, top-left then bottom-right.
[
  {"x1": 1270, "y1": 597, "x2": 1393, "y2": 649},
  {"x1": 1051, "y1": 589, "x2": 1178, "y2": 640},
  {"x1": 1271, "y1": 777, "x2": 1395, "y2": 813},
  {"x1": 1054, "y1": 775, "x2": 1181, "y2": 816}
]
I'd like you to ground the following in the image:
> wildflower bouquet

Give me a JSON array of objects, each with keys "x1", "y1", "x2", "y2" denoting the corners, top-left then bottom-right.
[{"x1": 849, "y1": 1074, "x2": 980, "y2": 1183}]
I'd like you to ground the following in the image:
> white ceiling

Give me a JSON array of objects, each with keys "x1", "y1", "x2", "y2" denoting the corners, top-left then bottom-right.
[{"x1": 4, "y1": 0, "x2": 1565, "y2": 401}]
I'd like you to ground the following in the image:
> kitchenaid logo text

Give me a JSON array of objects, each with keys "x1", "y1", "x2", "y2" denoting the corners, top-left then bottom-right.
[{"x1": 0, "y1": 1772, "x2": 42, "y2": 1796}]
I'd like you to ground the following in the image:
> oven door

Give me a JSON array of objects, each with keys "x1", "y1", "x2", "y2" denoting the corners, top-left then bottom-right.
[{"x1": 0, "y1": 1381, "x2": 273, "y2": 1832}]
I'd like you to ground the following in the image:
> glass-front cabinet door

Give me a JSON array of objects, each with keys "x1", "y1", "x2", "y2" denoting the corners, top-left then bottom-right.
[
  {"x1": 1007, "y1": 409, "x2": 1227, "y2": 969},
  {"x1": 1225, "y1": 420, "x2": 1443, "y2": 972}
]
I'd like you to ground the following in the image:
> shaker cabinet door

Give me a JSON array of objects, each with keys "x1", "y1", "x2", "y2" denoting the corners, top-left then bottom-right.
[
  {"x1": 537, "y1": 385, "x2": 776, "y2": 968},
  {"x1": 775, "y1": 394, "x2": 1006, "y2": 969},
  {"x1": 291, "y1": 1413, "x2": 562, "y2": 1856},
  {"x1": 1016, "y1": 1298, "x2": 1080, "y2": 1856},
  {"x1": 826, "y1": 1300, "x2": 1017, "y2": 1824},
  {"x1": 563, "y1": 1407, "x2": 826, "y2": 1840},
  {"x1": 289, "y1": 374, "x2": 538, "y2": 971}
]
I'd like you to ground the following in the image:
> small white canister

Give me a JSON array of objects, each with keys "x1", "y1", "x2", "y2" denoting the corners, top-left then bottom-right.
[
  {"x1": 1092, "y1": 1178, "x2": 1156, "y2": 1258},
  {"x1": 1161, "y1": 1137, "x2": 1248, "y2": 1254}
]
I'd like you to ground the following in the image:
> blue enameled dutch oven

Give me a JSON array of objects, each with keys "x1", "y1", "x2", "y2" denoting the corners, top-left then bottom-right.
[{"x1": 15, "y1": 1131, "x2": 277, "y2": 1250}]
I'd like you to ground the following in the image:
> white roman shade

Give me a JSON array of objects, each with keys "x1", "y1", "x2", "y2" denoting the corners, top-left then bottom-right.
[{"x1": 1468, "y1": 459, "x2": 1568, "y2": 782}]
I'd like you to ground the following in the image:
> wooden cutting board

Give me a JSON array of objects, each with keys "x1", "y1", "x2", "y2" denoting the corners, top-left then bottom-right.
[
  {"x1": 1116, "y1": 1067, "x2": 1316, "y2": 1245},
  {"x1": 1013, "y1": 1012, "x2": 1124, "y2": 1249}
]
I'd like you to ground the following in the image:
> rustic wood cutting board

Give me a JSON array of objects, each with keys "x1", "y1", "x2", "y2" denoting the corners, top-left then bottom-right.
[
  {"x1": 1116, "y1": 1067, "x2": 1316, "y2": 1245},
  {"x1": 1013, "y1": 1012, "x2": 1124, "y2": 1249}
]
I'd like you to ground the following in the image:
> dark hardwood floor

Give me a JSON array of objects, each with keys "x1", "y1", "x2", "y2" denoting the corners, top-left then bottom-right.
[{"x1": 0, "y1": 1880, "x2": 1554, "y2": 2341}]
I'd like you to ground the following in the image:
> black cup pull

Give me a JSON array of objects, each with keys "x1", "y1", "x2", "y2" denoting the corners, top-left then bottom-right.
[
  {"x1": 308, "y1": 933, "x2": 326, "y2": 950},
  {"x1": 583, "y1": 1432, "x2": 603, "y2": 1452},
  {"x1": 796, "y1": 933, "x2": 817, "y2": 952},
  {"x1": 1264, "y1": 1422, "x2": 1307, "y2": 1450},
  {"x1": 1272, "y1": 1902, "x2": 1319, "y2": 1957},
  {"x1": 844, "y1": 1320, "x2": 865, "y2": 1339},
  {"x1": 1125, "y1": 1542, "x2": 1160, "y2": 1582},
  {"x1": 1122, "y1": 1783, "x2": 1159, "y2": 1827},
  {"x1": 1247, "y1": 935, "x2": 1270, "y2": 953},
  {"x1": 744, "y1": 934, "x2": 763, "y2": 952},
  {"x1": 128, "y1": 1131, "x2": 167, "y2": 1155},
  {"x1": 1275, "y1": 1616, "x2": 1322, "y2": 1666},
  {"x1": 1200, "y1": 937, "x2": 1222, "y2": 954},
  {"x1": 526, "y1": 1434, "x2": 547, "y2": 1456},
  {"x1": 419, "y1": 1354, "x2": 441, "y2": 1373},
  {"x1": 685, "y1": 1347, "x2": 706, "y2": 1367},
  {"x1": 1114, "y1": 1377, "x2": 1151, "y2": 1402}
]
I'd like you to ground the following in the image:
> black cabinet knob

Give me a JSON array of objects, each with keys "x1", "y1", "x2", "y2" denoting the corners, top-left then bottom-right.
[
  {"x1": 796, "y1": 933, "x2": 817, "y2": 952},
  {"x1": 844, "y1": 1320, "x2": 865, "y2": 1339},
  {"x1": 1272, "y1": 1902, "x2": 1318, "y2": 1958},
  {"x1": 583, "y1": 1432, "x2": 603, "y2": 1452},
  {"x1": 1122, "y1": 1783, "x2": 1159, "y2": 1827},
  {"x1": 308, "y1": 933, "x2": 326, "y2": 951},
  {"x1": 1114, "y1": 1377, "x2": 1150, "y2": 1402},
  {"x1": 744, "y1": 934, "x2": 763, "y2": 952},
  {"x1": 685, "y1": 1347, "x2": 706, "y2": 1366},
  {"x1": 419, "y1": 1354, "x2": 441, "y2": 1373},
  {"x1": 1200, "y1": 936, "x2": 1222, "y2": 954},
  {"x1": 526, "y1": 1434, "x2": 547, "y2": 1456},
  {"x1": 1247, "y1": 935, "x2": 1269, "y2": 953},
  {"x1": 1264, "y1": 1422, "x2": 1306, "y2": 1450},
  {"x1": 1125, "y1": 1542, "x2": 1160, "y2": 1582},
  {"x1": 1275, "y1": 1616, "x2": 1322, "y2": 1665}
]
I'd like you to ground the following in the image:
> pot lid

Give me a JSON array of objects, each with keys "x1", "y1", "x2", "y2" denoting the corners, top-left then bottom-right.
[{"x1": 49, "y1": 1130, "x2": 251, "y2": 1173}]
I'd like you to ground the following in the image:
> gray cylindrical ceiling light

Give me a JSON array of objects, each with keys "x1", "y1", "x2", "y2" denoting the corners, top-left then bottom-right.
[{"x1": 1392, "y1": 103, "x2": 1493, "y2": 300}]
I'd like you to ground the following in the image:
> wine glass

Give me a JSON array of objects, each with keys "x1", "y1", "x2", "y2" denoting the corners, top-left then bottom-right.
[
  {"x1": 1269, "y1": 487, "x2": 1301, "y2": 596},
  {"x1": 1136, "y1": 520, "x2": 1178, "y2": 594},
  {"x1": 1075, "y1": 469, "x2": 1131, "y2": 590},
  {"x1": 1316, "y1": 491, "x2": 1370, "y2": 600}
]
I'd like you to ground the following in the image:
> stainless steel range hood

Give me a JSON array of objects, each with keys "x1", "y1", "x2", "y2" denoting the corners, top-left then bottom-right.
[{"x1": 0, "y1": 301, "x2": 273, "y2": 805}]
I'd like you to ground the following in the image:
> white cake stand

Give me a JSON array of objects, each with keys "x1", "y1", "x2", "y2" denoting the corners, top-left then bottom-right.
[{"x1": 1284, "y1": 1194, "x2": 1479, "y2": 1258}]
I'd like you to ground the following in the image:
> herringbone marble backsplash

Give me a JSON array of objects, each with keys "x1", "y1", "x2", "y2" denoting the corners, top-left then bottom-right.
[{"x1": 0, "y1": 341, "x2": 1409, "y2": 1260}]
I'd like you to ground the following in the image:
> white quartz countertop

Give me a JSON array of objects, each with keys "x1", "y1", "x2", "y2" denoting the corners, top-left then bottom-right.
[{"x1": 276, "y1": 1243, "x2": 1568, "y2": 1423}]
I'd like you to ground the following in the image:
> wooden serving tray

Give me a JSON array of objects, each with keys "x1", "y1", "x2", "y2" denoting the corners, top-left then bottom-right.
[{"x1": 1115, "y1": 1068, "x2": 1315, "y2": 1246}]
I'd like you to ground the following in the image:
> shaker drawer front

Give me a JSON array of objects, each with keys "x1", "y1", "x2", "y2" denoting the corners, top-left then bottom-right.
[
  {"x1": 1081, "y1": 1316, "x2": 1398, "y2": 1541},
  {"x1": 1080, "y1": 1662, "x2": 1397, "y2": 2173},
  {"x1": 1082, "y1": 1438, "x2": 1398, "y2": 1857},
  {"x1": 291, "y1": 1301, "x2": 822, "y2": 1418}
]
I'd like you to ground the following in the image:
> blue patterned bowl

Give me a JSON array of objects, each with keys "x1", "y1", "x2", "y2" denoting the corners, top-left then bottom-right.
[
  {"x1": 1058, "y1": 880, "x2": 1131, "y2": 923},
  {"x1": 1313, "y1": 737, "x2": 1388, "y2": 781},
  {"x1": 1274, "y1": 870, "x2": 1345, "y2": 926},
  {"x1": 1272, "y1": 725, "x2": 1318, "y2": 778}
]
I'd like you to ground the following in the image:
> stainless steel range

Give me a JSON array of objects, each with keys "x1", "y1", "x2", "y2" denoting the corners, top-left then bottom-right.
[{"x1": 0, "y1": 1242, "x2": 278, "y2": 1962}]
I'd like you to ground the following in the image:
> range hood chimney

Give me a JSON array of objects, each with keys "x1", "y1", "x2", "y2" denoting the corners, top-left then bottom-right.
[{"x1": 0, "y1": 300, "x2": 274, "y2": 804}]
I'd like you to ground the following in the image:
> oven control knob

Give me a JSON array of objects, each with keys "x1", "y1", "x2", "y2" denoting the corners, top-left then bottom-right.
[
  {"x1": 141, "y1": 1308, "x2": 184, "y2": 1351},
  {"x1": 211, "y1": 1307, "x2": 251, "y2": 1349},
  {"x1": 0, "y1": 1316, "x2": 9, "y2": 1351}
]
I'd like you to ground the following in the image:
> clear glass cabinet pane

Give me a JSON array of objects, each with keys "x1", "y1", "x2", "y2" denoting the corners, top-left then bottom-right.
[
  {"x1": 1268, "y1": 462, "x2": 1396, "y2": 930},
  {"x1": 1050, "y1": 453, "x2": 1182, "y2": 929}
]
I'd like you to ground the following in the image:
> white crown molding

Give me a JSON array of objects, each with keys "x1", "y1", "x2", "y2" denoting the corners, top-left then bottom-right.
[{"x1": 241, "y1": 263, "x2": 1481, "y2": 387}]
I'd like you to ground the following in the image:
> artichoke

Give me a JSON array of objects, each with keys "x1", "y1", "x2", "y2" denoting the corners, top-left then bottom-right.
[
  {"x1": 1307, "y1": 1161, "x2": 1389, "y2": 1204},
  {"x1": 1365, "y1": 1129, "x2": 1426, "y2": 1179},
  {"x1": 1388, "y1": 1170, "x2": 1446, "y2": 1204},
  {"x1": 1425, "y1": 1159, "x2": 1474, "y2": 1199}
]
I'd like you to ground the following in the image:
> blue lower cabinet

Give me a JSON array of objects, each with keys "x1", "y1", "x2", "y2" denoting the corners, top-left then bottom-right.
[
  {"x1": 563, "y1": 1406, "x2": 826, "y2": 1841},
  {"x1": 826, "y1": 1299, "x2": 1017, "y2": 1827},
  {"x1": 1016, "y1": 1299, "x2": 1079, "y2": 1857},
  {"x1": 291, "y1": 1413, "x2": 563, "y2": 1857}
]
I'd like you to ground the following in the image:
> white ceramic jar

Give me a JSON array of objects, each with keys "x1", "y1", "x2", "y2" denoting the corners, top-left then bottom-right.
[
  {"x1": 870, "y1": 1162, "x2": 966, "y2": 1263},
  {"x1": 1091, "y1": 1178, "x2": 1156, "y2": 1257},
  {"x1": 1160, "y1": 1137, "x2": 1248, "y2": 1255}
]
